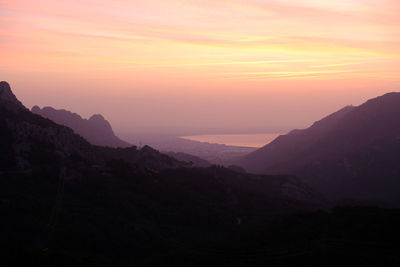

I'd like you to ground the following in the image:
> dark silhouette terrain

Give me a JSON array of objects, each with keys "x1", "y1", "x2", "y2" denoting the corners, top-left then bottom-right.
[
  {"x1": 3, "y1": 81, "x2": 400, "y2": 266},
  {"x1": 239, "y1": 93, "x2": 400, "y2": 205},
  {"x1": 0, "y1": 81, "x2": 330, "y2": 266}
]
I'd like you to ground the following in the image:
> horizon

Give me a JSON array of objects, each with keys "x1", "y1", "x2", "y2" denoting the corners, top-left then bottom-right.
[{"x1": 1, "y1": 0, "x2": 400, "y2": 134}]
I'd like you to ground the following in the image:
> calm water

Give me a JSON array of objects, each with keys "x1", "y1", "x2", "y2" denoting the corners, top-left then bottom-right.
[{"x1": 181, "y1": 133, "x2": 282, "y2": 148}]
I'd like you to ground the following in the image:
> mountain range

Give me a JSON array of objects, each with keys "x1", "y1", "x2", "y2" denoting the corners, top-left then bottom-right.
[
  {"x1": 31, "y1": 105, "x2": 130, "y2": 148},
  {"x1": 3, "y1": 80, "x2": 400, "y2": 265},
  {"x1": 31, "y1": 105, "x2": 218, "y2": 167},
  {"x1": 0, "y1": 81, "x2": 324, "y2": 266}
]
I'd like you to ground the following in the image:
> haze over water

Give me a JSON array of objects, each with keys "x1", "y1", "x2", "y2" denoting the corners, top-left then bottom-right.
[{"x1": 182, "y1": 133, "x2": 282, "y2": 148}]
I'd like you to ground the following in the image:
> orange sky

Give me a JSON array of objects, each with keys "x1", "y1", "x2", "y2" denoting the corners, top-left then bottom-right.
[{"x1": 1, "y1": 0, "x2": 399, "y2": 134}]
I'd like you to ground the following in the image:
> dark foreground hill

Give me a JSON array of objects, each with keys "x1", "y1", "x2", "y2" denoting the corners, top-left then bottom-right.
[
  {"x1": 0, "y1": 81, "x2": 327, "y2": 266},
  {"x1": 239, "y1": 92, "x2": 400, "y2": 205}
]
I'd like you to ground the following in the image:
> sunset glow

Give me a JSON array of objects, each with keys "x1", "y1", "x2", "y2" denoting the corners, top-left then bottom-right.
[{"x1": 1, "y1": 0, "x2": 399, "y2": 132}]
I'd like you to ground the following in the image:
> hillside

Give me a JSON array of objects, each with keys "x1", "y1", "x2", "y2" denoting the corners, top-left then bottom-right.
[{"x1": 239, "y1": 92, "x2": 400, "y2": 205}]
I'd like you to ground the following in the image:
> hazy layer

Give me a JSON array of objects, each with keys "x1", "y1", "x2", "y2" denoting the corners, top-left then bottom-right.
[{"x1": 182, "y1": 133, "x2": 282, "y2": 148}]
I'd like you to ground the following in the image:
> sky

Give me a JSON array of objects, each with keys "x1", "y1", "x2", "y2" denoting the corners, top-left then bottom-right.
[{"x1": 1, "y1": 0, "x2": 400, "y2": 134}]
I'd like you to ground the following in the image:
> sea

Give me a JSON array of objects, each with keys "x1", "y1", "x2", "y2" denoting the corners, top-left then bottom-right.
[{"x1": 181, "y1": 133, "x2": 282, "y2": 148}]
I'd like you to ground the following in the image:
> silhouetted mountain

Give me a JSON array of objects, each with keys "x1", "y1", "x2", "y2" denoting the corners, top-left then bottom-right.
[
  {"x1": 31, "y1": 105, "x2": 130, "y2": 148},
  {"x1": 0, "y1": 81, "x2": 24, "y2": 110},
  {"x1": 240, "y1": 92, "x2": 400, "y2": 205},
  {"x1": 0, "y1": 81, "x2": 323, "y2": 266}
]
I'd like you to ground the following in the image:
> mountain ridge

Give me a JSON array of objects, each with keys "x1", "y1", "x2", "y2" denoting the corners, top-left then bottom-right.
[
  {"x1": 31, "y1": 105, "x2": 131, "y2": 148},
  {"x1": 239, "y1": 91, "x2": 400, "y2": 205}
]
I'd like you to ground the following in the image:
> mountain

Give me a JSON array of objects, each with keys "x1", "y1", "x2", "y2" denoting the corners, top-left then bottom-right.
[
  {"x1": 1, "y1": 82, "x2": 184, "y2": 173},
  {"x1": 0, "y1": 81, "x2": 25, "y2": 110},
  {"x1": 0, "y1": 81, "x2": 323, "y2": 266},
  {"x1": 31, "y1": 105, "x2": 130, "y2": 148},
  {"x1": 239, "y1": 92, "x2": 400, "y2": 205},
  {"x1": 30, "y1": 105, "x2": 217, "y2": 166}
]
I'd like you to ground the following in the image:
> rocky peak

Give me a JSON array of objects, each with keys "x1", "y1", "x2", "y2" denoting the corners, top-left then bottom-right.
[
  {"x1": 31, "y1": 105, "x2": 41, "y2": 113},
  {"x1": 0, "y1": 81, "x2": 25, "y2": 110},
  {"x1": 89, "y1": 114, "x2": 106, "y2": 122},
  {"x1": 88, "y1": 114, "x2": 114, "y2": 134}
]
